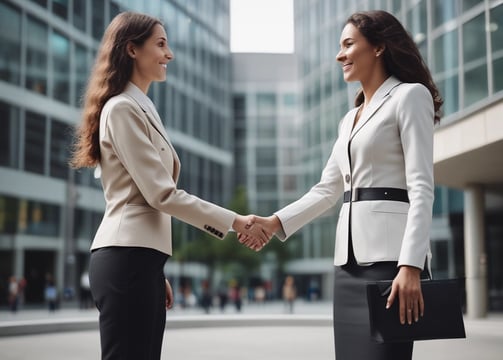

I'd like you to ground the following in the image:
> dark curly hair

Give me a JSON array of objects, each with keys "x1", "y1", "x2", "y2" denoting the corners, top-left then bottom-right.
[{"x1": 347, "y1": 10, "x2": 443, "y2": 123}]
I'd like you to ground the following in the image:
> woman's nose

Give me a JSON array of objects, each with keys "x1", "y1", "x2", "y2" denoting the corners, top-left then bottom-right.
[
  {"x1": 336, "y1": 49, "x2": 344, "y2": 62},
  {"x1": 166, "y1": 47, "x2": 174, "y2": 61}
]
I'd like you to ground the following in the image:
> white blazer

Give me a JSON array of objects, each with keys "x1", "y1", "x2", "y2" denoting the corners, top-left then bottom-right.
[
  {"x1": 274, "y1": 76, "x2": 434, "y2": 270},
  {"x1": 91, "y1": 83, "x2": 236, "y2": 255}
]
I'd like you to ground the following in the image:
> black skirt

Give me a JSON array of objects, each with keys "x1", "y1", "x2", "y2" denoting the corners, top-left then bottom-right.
[{"x1": 333, "y1": 261, "x2": 413, "y2": 360}]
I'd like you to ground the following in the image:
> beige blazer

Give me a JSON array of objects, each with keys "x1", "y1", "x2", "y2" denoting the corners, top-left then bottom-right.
[
  {"x1": 274, "y1": 76, "x2": 434, "y2": 270},
  {"x1": 91, "y1": 83, "x2": 236, "y2": 255}
]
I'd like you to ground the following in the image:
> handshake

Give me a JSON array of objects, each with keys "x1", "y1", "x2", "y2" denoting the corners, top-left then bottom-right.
[{"x1": 232, "y1": 214, "x2": 282, "y2": 252}]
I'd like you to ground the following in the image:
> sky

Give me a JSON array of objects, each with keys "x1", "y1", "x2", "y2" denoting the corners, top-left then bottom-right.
[{"x1": 230, "y1": 0, "x2": 294, "y2": 53}]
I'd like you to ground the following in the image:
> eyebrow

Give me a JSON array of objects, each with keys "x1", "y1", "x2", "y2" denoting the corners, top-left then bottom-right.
[
  {"x1": 340, "y1": 37, "x2": 355, "y2": 45},
  {"x1": 157, "y1": 36, "x2": 167, "y2": 41}
]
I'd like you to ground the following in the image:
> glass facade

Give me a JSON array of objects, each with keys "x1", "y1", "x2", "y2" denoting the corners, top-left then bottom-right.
[
  {"x1": 231, "y1": 54, "x2": 301, "y2": 249},
  {"x1": 0, "y1": 0, "x2": 232, "y2": 305},
  {"x1": 233, "y1": 88, "x2": 299, "y2": 216},
  {"x1": 294, "y1": 0, "x2": 503, "y2": 308}
]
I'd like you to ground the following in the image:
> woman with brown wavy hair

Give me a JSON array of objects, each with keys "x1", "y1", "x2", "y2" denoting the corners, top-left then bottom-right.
[
  {"x1": 71, "y1": 12, "x2": 268, "y2": 360},
  {"x1": 242, "y1": 10, "x2": 442, "y2": 359}
]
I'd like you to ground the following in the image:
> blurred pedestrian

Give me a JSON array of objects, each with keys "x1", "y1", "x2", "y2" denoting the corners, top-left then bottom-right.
[
  {"x1": 254, "y1": 284, "x2": 266, "y2": 304},
  {"x1": 79, "y1": 271, "x2": 92, "y2": 309},
  {"x1": 44, "y1": 279, "x2": 58, "y2": 312},
  {"x1": 282, "y1": 275, "x2": 297, "y2": 313},
  {"x1": 200, "y1": 280, "x2": 212, "y2": 314},
  {"x1": 229, "y1": 280, "x2": 242, "y2": 312},
  {"x1": 17, "y1": 277, "x2": 27, "y2": 309},
  {"x1": 217, "y1": 282, "x2": 228, "y2": 312},
  {"x1": 7, "y1": 276, "x2": 19, "y2": 313}
]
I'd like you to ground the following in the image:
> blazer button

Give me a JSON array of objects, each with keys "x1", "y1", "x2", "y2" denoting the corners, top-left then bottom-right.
[{"x1": 345, "y1": 174, "x2": 351, "y2": 183}]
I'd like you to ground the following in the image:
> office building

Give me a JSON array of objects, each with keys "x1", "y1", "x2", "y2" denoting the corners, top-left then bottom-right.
[
  {"x1": 232, "y1": 53, "x2": 303, "y2": 293},
  {"x1": 0, "y1": 0, "x2": 232, "y2": 305}
]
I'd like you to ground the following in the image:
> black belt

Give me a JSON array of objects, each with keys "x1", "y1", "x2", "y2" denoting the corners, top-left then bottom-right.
[{"x1": 343, "y1": 187, "x2": 409, "y2": 203}]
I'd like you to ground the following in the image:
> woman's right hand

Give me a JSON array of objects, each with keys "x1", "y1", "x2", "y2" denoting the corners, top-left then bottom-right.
[{"x1": 237, "y1": 215, "x2": 282, "y2": 251}]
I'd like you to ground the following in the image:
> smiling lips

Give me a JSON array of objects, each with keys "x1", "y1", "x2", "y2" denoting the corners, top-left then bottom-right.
[{"x1": 342, "y1": 62, "x2": 353, "y2": 71}]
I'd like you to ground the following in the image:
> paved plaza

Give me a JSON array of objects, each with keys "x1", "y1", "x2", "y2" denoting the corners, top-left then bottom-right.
[{"x1": 0, "y1": 301, "x2": 502, "y2": 359}]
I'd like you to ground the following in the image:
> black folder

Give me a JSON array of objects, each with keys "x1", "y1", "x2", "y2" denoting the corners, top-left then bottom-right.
[{"x1": 366, "y1": 279, "x2": 466, "y2": 343}]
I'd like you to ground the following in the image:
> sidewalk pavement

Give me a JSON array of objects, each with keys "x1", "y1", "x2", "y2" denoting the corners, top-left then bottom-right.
[{"x1": 0, "y1": 301, "x2": 502, "y2": 359}]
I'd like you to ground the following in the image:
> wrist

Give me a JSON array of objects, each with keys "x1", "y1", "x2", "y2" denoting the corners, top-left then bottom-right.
[{"x1": 269, "y1": 215, "x2": 282, "y2": 234}]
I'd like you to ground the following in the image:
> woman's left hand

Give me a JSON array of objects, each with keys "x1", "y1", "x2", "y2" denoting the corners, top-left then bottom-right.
[
  {"x1": 165, "y1": 279, "x2": 174, "y2": 310},
  {"x1": 386, "y1": 265, "x2": 424, "y2": 325}
]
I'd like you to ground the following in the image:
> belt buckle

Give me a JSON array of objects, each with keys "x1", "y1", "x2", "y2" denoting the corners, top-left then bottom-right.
[{"x1": 352, "y1": 188, "x2": 360, "y2": 202}]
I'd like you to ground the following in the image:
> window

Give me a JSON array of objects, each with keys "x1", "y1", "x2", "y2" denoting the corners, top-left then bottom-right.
[
  {"x1": 462, "y1": 0, "x2": 483, "y2": 11},
  {"x1": 433, "y1": 29, "x2": 458, "y2": 75},
  {"x1": 0, "y1": 195, "x2": 18, "y2": 234},
  {"x1": 407, "y1": 1, "x2": 427, "y2": 46},
  {"x1": 257, "y1": 94, "x2": 276, "y2": 116},
  {"x1": 493, "y1": 57, "x2": 503, "y2": 94},
  {"x1": 50, "y1": 120, "x2": 71, "y2": 179},
  {"x1": 432, "y1": 187, "x2": 444, "y2": 216},
  {"x1": 490, "y1": 5, "x2": 503, "y2": 54},
  {"x1": 283, "y1": 175, "x2": 297, "y2": 192},
  {"x1": 284, "y1": 93, "x2": 297, "y2": 107},
  {"x1": 75, "y1": 44, "x2": 88, "y2": 106},
  {"x1": 109, "y1": 2, "x2": 120, "y2": 22},
  {"x1": 256, "y1": 147, "x2": 277, "y2": 168},
  {"x1": 233, "y1": 95, "x2": 246, "y2": 118},
  {"x1": 0, "y1": 101, "x2": 20, "y2": 168},
  {"x1": 51, "y1": 31, "x2": 70, "y2": 103},
  {"x1": 256, "y1": 116, "x2": 277, "y2": 139},
  {"x1": 52, "y1": 0, "x2": 68, "y2": 20},
  {"x1": 75, "y1": 45, "x2": 89, "y2": 106},
  {"x1": 24, "y1": 111, "x2": 46, "y2": 175},
  {"x1": 257, "y1": 199, "x2": 278, "y2": 217},
  {"x1": 18, "y1": 200, "x2": 60, "y2": 237},
  {"x1": 74, "y1": 209, "x2": 103, "y2": 239},
  {"x1": 463, "y1": 13, "x2": 488, "y2": 107},
  {"x1": 490, "y1": 5, "x2": 503, "y2": 93},
  {"x1": 432, "y1": 0, "x2": 458, "y2": 29},
  {"x1": 92, "y1": 0, "x2": 105, "y2": 40},
  {"x1": 29, "y1": 0, "x2": 47, "y2": 7},
  {"x1": 72, "y1": 0, "x2": 86, "y2": 31},
  {"x1": 0, "y1": 2, "x2": 21, "y2": 85},
  {"x1": 437, "y1": 75, "x2": 459, "y2": 116},
  {"x1": 463, "y1": 13, "x2": 486, "y2": 64},
  {"x1": 25, "y1": 16, "x2": 48, "y2": 94},
  {"x1": 464, "y1": 64, "x2": 488, "y2": 107}
]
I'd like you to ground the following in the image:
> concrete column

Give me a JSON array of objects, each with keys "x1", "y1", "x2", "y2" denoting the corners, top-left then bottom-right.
[
  {"x1": 13, "y1": 247, "x2": 24, "y2": 278},
  {"x1": 464, "y1": 186, "x2": 487, "y2": 318}
]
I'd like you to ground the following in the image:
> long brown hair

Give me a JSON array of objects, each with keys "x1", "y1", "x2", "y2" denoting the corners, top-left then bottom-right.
[
  {"x1": 70, "y1": 12, "x2": 162, "y2": 168},
  {"x1": 347, "y1": 10, "x2": 443, "y2": 123}
]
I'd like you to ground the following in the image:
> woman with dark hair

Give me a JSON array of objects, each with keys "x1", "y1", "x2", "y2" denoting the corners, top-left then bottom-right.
[
  {"x1": 242, "y1": 10, "x2": 442, "y2": 359},
  {"x1": 71, "y1": 12, "x2": 268, "y2": 360}
]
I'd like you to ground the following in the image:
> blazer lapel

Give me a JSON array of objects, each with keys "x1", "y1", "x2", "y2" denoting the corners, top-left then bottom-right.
[
  {"x1": 123, "y1": 84, "x2": 181, "y2": 181},
  {"x1": 350, "y1": 76, "x2": 402, "y2": 140}
]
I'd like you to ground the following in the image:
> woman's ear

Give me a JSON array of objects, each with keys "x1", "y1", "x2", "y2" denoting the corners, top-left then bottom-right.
[
  {"x1": 127, "y1": 42, "x2": 136, "y2": 59},
  {"x1": 375, "y1": 45, "x2": 385, "y2": 57}
]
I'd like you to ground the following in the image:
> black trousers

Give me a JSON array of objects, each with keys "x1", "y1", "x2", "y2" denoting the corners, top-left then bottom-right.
[{"x1": 89, "y1": 247, "x2": 168, "y2": 360}]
